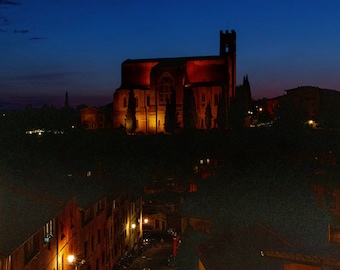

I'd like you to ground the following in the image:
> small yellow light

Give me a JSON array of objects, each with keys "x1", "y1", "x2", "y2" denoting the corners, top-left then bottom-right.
[
  {"x1": 131, "y1": 223, "x2": 136, "y2": 229},
  {"x1": 143, "y1": 218, "x2": 148, "y2": 224}
]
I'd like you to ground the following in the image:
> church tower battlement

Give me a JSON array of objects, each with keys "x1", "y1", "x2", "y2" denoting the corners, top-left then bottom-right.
[{"x1": 219, "y1": 30, "x2": 236, "y2": 56}]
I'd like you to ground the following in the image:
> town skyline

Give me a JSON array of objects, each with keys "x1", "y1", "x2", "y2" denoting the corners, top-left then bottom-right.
[{"x1": 1, "y1": 1, "x2": 340, "y2": 109}]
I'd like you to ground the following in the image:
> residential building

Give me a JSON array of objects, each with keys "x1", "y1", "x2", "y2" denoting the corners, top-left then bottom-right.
[
  {"x1": 80, "y1": 106, "x2": 105, "y2": 130},
  {"x1": 267, "y1": 86, "x2": 340, "y2": 128},
  {"x1": 0, "y1": 173, "x2": 142, "y2": 270}
]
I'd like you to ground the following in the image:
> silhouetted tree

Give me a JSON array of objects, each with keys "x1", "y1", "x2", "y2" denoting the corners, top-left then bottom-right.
[
  {"x1": 183, "y1": 88, "x2": 197, "y2": 129},
  {"x1": 205, "y1": 102, "x2": 213, "y2": 130},
  {"x1": 164, "y1": 99, "x2": 172, "y2": 133},
  {"x1": 228, "y1": 97, "x2": 245, "y2": 130},
  {"x1": 217, "y1": 91, "x2": 227, "y2": 130},
  {"x1": 229, "y1": 89, "x2": 246, "y2": 130},
  {"x1": 125, "y1": 89, "x2": 136, "y2": 134},
  {"x1": 40, "y1": 104, "x2": 58, "y2": 130},
  {"x1": 229, "y1": 76, "x2": 252, "y2": 130},
  {"x1": 23, "y1": 103, "x2": 38, "y2": 129},
  {"x1": 164, "y1": 87, "x2": 179, "y2": 133},
  {"x1": 60, "y1": 105, "x2": 76, "y2": 130}
]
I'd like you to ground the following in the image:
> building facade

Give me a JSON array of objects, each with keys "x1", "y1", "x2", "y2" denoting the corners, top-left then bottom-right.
[
  {"x1": 0, "y1": 186, "x2": 142, "y2": 270},
  {"x1": 80, "y1": 107, "x2": 105, "y2": 130},
  {"x1": 113, "y1": 30, "x2": 236, "y2": 134},
  {"x1": 266, "y1": 86, "x2": 340, "y2": 128}
]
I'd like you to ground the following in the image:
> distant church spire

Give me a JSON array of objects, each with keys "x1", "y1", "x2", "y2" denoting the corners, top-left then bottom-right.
[{"x1": 64, "y1": 92, "x2": 69, "y2": 108}]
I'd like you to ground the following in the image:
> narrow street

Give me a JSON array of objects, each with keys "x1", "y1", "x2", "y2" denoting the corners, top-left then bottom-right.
[{"x1": 128, "y1": 238, "x2": 174, "y2": 270}]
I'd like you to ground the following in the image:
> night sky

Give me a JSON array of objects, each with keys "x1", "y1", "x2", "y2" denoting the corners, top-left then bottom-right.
[{"x1": 1, "y1": 0, "x2": 340, "y2": 109}]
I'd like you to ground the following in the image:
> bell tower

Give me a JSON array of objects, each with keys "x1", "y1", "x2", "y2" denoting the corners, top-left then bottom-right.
[
  {"x1": 219, "y1": 29, "x2": 236, "y2": 101},
  {"x1": 219, "y1": 30, "x2": 236, "y2": 56}
]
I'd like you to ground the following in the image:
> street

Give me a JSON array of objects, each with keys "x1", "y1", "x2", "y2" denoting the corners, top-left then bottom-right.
[{"x1": 128, "y1": 237, "x2": 174, "y2": 270}]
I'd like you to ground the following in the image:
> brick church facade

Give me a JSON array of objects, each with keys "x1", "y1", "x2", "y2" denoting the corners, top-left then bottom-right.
[{"x1": 113, "y1": 30, "x2": 236, "y2": 134}]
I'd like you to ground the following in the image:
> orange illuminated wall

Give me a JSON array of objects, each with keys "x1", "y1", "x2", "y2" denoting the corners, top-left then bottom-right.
[
  {"x1": 121, "y1": 61, "x2": 159, "y2": 88},
  {"x1": 80, "y1": 107, "x2": 105, "y2": 129},
  {"x1": 185, "y1": 59, "x2": 227, "y2": 84}
]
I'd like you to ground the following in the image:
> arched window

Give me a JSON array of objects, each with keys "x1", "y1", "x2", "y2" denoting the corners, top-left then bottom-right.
[
  {"x1": 159, "y1": 73, "x2": 174, "y2": 104},
  {"x1": 201, "y1": 93, "x2": 206, "y2": 107}
]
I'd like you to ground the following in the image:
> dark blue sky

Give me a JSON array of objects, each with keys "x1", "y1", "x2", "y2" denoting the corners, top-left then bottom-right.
[{"x1": 1, "y1": 0, "x2": 340, "y2": 109}]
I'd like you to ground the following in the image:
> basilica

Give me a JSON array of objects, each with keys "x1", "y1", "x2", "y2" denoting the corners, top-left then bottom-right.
[{"x1": 113, "y1": 30, "x2": 236, "y2": 134}]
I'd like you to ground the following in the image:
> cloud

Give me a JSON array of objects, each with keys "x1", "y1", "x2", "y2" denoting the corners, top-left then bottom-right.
[
  {"x1": 29, "y1": 37, "x2": 45, "y2": 40},
  {"x1": 27, "y1": 72, "x2": 70, "y2": 81},
  {"x1": 7, "y1": 72, "x2": 72, "y2": 84},
  {"x1": 14, "y1": 29, "x2": 28, "y2": 33},
  {"x1": 0, "y1": 16, "x2": 9, "y2": 25},
  {"x1": 0, "y1": 0, "x2": 21, "y2": 5}
]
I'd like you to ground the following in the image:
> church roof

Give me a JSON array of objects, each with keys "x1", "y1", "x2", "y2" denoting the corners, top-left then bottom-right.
[
  {"x1": 122, "y1": 55, "x2": 225, "y2": 64},
  {"x1": 118, "y1": 55, "x2": 229, "y2": 90}
]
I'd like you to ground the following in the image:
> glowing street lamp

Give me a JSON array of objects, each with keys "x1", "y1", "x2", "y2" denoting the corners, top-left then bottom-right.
[
  {"x1": 67, "y1": 254, "x2": 85, "y2": 270},
  {"x1": 67, "y1": 255, "x2": 75, "y2": 264}
]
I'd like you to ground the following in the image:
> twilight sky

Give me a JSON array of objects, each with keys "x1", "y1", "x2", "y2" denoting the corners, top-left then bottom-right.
[{"x1": 1, "y1": 0, "x2": 340, "y2": 109}]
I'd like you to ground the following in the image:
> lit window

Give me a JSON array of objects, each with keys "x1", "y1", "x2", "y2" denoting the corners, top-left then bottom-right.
[{"x1": 44, "y1": 219, "x2": 54, "y2": 243}]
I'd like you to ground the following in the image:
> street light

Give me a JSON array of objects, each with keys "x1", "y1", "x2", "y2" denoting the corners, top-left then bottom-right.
[
  {"x1": 67, "y1": 254, "x2": 85, "y2": 270},
  {"x1": 67, "y1": 255, "x2": 75, "y2": 264}
]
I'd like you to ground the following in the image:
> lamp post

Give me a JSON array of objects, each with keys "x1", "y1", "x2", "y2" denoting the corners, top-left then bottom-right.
[{"x1": 67, "y1": 255, "x2": 85, "y2": 270}]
